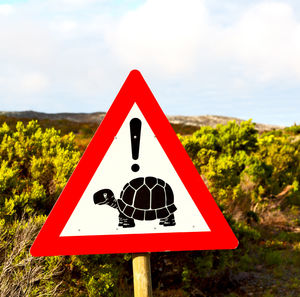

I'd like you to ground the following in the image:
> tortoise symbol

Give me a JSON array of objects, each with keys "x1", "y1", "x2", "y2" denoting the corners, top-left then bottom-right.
[{"x1": 93, "y1": 176, "x2": 177, "y2": 228}]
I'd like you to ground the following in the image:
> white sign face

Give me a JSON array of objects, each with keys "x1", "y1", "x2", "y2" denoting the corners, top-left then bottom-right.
[{"x1": 61, "y1": 103, "x2": 210, "y2": 237}]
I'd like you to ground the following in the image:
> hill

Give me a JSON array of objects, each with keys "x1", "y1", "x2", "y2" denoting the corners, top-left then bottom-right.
[{"x1": 0, "y1": 110, "x2": 282, "y2": 133}]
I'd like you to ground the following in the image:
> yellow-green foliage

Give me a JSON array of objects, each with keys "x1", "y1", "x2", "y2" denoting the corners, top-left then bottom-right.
[
  {"x1": 181, "y1": 120, "x2": 300, "y2": 212},
  {"x1": 0, "y1": 120, "x2": 130, "y2": 296},
  {"x1": 0, "y1": 115, "x2": 99, "y2": 137},
  {"x1": 1, "y1": 119, "x2": 299, "y2": 296},
  {"x1": 0, "y1": 120, "x2": 80, "y2": 221},
  {"x1": 0, "y1": 121, "x2": 81, "y2": 295}
]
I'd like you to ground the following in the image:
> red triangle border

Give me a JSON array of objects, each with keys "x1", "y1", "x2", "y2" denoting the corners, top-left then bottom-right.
[{"x1": 31, "y1": 70, "x2": 238, "y2": 256}]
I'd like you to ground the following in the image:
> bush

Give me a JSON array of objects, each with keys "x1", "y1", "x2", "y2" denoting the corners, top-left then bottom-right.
[
  {"x1": 0, "y1": 121, "x2": 81, "y2": 221},
  {"x1": 181, "y1": 120, "x2": 300, "y2": 215},
  {"x1": 0, "y1": 216, "x2": 64, "y2": 296},
  {"x1": 0, "y1": 121, "x2": 130, "y2": 296},
  {"x1": 1, "y1": 119, "x2": 299, "y2": 296}
]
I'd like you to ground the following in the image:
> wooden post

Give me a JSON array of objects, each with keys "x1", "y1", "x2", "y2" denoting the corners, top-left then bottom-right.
[{"x1": 132, "y1": 253, "x2": 153, "y2": 297}]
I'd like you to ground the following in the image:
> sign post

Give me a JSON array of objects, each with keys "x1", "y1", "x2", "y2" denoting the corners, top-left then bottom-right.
[{"x1": 132, "y1": 253, "x2": 153, "y2": 297}]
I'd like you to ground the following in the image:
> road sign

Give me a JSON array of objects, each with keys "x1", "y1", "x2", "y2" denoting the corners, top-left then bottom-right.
[{"x1": 31, "y1": 70, "x2": 238, "y2": 256}]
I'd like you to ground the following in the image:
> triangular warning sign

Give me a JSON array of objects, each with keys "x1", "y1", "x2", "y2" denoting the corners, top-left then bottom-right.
[{"x1": 31, "y1": 70, "x2": 238, "y2": 256}]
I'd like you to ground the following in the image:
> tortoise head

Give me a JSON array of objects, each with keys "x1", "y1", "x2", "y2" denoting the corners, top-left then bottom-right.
[{"x1": 93, "y1": 189, "x2": 114, "y2": 205}]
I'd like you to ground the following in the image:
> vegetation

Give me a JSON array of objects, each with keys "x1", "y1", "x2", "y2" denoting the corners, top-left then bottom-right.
[
  {"x1": 0, "y1": 115, "x2": 99, "y2": 137},
  {"x1": 0, "y1": 118, "x2": 299, "y2": 296}
]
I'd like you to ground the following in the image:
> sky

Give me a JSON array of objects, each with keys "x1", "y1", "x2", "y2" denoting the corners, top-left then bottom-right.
[{"x1": 0, "y1": 0, "x2": 299, "y2": 126}]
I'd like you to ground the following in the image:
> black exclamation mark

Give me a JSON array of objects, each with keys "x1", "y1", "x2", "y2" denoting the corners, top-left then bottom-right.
[{"x1": 130, "y1": 118, "x2": 142, "y2": 172}]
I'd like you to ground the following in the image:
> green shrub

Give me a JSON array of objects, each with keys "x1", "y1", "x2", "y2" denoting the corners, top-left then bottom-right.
[
  {"x1": 1, "y1": 119, "x2": 299, "y2": 296},
  {"x1": 0, "y1": 121, "x2": 129, "y2": 296},
  {"x1": 0, "y1": 120, "x2": 80, "y2": 220},
  {"x1": 264, "y1": 250, "x2": 283, "y2": 266},
  {"x1": 181, "y1": 120, "x2": 300, "y2": 214}
]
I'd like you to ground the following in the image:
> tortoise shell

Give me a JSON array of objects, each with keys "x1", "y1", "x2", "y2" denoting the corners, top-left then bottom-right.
[{"x1": 117, "y1": 177, "x2": 177, "y2": 221}]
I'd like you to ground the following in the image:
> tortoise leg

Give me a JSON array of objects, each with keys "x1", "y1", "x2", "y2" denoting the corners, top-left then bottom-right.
[
  {"x1": 118, "y1": 213, "x2": 124, "y2": 227},
  {"x1": 159, "y1": 218, "x2": 166, "y2": 225},
  {"x1": 163, "y1": 214, "x2": 176, "y2": 226},
  {"x1": 119, "y1": 213, "x2": 135, "y2": 228}
]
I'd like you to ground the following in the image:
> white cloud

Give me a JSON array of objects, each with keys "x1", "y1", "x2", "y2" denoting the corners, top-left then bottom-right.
[
  {"x1": 20, "y1": 73, "x2": 49, "y2": 93},
  {"x1": 108, "y1": 0, "x2": 300, "y2": 83},
  {"x1": 221, "y1": 2, "x2": 300, "y2": 82},
  {"x1": 61, "y1": 0, "x2": 101, "y2": 6},
  {"x1": 0, "y1": 4, "x2": 14, "y2": 15},
  {"x1": 0, "y1": 0, "x2": 299, "y2": 124},
  {"x1": 39, "y1": 0, "x2": 109, "y2": 12},
  {"x1": 1, "y1": 0, "x2": 300, "y2": 89},
  {"x1": 51, "y1": 20, "x2": 78, "y2": 33},
  {"x1": 108, "y1": 0, "x2": 210, "y2": 75}
]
